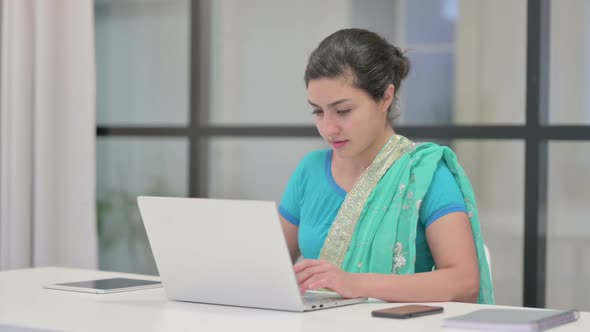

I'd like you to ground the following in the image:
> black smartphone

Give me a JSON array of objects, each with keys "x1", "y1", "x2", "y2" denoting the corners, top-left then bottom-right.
[{"x1": 371, "y1": 305, "x2": 444, "y2": 319}]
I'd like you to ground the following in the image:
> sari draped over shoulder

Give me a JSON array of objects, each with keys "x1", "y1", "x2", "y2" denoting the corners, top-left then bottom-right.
[{"x1": 318, "y1": 134, "x2": 494, "y2": 304}]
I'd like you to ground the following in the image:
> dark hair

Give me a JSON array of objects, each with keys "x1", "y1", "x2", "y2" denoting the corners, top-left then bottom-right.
[{"x1": 304, "y1": 28, "x2": 410, "y2": 121}]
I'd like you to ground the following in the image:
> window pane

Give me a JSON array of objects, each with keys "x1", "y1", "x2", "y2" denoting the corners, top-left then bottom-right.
[
  {"x1": 547, "y1": 142, "x2": 590, "y2": 310},
  {"x1": 549, "y1": 0, "x2": 590, "y2": 125},
  {"x1": 405, "y1": 0, "x2": 456, "y2": 44},
  {"x1": 95, "y1": 0, "x2": 190, "y2": 126},
  {"x1": 403, "y1": 53, "x2": 454, "y2": 125},
  {"x1": 448, "y1": 0, "x2": 526, "y2": 125},
  {"x1": 206, "y1": 0, "x2": 525, "y2": 126},
  {"x1": 207, "y1": 0, "x2": 354, "y2": 126},
  {"x1": 450, "y1": 139, "x2": 525, "y2": 306},
  {"x1": 208, "y1": 138, "x2": 325, "y2": 202},
  {"x1": 97, "y1": 137, "x2": 189, "y2": 275}
]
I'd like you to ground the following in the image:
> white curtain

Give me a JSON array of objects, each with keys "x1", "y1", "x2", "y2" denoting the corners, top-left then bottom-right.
[{"x1": 0, "y1": 0, "x2": 97, "y2": 270}]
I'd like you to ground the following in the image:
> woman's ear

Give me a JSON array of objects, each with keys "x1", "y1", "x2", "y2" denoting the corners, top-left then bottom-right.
[{"x1": 381, "y1": 84, "x2": 395, "y2": 113}]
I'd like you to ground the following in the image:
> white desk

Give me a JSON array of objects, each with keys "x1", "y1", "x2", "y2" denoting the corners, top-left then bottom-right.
[{"x1": 0, "y1": 267, "x2": 587, "y2": 332}]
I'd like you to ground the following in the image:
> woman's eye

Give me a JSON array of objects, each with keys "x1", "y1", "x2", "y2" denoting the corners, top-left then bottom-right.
[
  {"x1": 312, "y1": 109, "x2": 323, "y2": 115},
  {"x1": 337, "y1": 109, "x2": 351, "y2": 115}
]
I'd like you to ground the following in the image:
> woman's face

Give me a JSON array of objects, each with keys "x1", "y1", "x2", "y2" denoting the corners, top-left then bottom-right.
[{"x1": 307, "y1": 77, "x2": 392, "y2": 159}]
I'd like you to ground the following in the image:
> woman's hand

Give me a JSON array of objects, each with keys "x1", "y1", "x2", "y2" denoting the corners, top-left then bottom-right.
[{"x1": 293, "y1": 259, "x2": 362, "y2": 298}]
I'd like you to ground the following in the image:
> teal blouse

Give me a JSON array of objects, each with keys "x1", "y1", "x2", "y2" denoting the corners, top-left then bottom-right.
[{"x1": 279, "y1": 149, "x2": 467, "y2": 272}]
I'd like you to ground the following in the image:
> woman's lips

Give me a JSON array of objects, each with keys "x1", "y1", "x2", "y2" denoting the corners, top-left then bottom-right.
[{"x1": 331, "y1": 140, "x2": 348, "y2": 149}]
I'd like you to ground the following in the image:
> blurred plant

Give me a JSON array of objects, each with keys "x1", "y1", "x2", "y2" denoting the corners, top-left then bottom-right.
[{"x1": 96, "y1": 176, "x2": 175, "y2": 275}]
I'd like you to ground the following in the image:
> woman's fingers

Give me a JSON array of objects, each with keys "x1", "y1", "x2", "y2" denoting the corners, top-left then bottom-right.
[
  {"x1": 295, "y1": 265, "x2": 328, "y2": 284},
  {"x1": 293, "y1": 259, "x2": 324, "y2": 273},
  {"x1": 294, "y1": 260, "x2": 336, "y2": 293},
  {"x1": 294, "y1": 260, "x2": 357, "y2": 298},
  {"x1": 299, "y1": 272, "x2": 329, "y2": 293}
]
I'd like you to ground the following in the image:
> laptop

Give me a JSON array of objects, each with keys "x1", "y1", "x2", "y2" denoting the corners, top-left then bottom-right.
[{"x1": 137, "y1": 196, "x2": 367, "y2": 312}]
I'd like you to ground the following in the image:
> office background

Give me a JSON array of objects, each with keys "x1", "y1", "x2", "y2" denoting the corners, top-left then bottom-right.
[{"x1": 93, "y1": 0, "x2": 590, "y2": 310}]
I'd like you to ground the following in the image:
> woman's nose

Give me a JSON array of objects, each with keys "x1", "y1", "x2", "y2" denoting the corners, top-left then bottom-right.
[{"x1": 320, "y1": 116, "x2": 341, "y2": 137}]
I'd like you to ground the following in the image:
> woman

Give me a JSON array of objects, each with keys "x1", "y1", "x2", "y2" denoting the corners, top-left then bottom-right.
[{"x1": 278, "y1": 28, "x2": 493, "y2": 304}]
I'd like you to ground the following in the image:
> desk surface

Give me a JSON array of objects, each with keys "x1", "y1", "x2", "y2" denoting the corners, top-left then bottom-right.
[{"x1": 0, "y1": 267, "x2": 587, "y2": 332}]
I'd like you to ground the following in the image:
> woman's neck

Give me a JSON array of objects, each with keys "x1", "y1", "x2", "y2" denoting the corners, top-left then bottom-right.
[{"x1": 333, "y1": 126, "x2": 396, "y2": 179}]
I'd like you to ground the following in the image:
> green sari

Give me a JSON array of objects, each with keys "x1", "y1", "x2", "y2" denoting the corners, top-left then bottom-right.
[{"x1": 318, "y1": 134, "x2": 494, "y2": 304}]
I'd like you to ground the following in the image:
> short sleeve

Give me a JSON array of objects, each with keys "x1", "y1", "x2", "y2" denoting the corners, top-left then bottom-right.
[{"x1": 419, "y1": 160, "x2": 468, "y2": 228}]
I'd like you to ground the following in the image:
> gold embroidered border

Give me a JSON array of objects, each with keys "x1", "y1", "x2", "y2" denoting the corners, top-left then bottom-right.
[{"x1": 319, "y1": 135, "x2": 415, "y2": 267}]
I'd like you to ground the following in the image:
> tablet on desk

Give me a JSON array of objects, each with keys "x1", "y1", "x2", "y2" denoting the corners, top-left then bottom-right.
[{"x1": 43, "y1": 277, "x2": 163, "y2": 294}]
